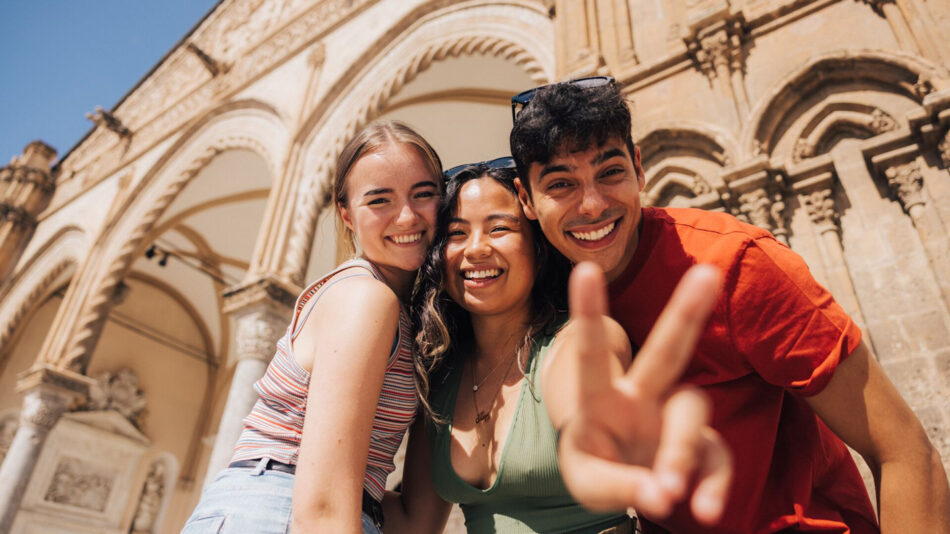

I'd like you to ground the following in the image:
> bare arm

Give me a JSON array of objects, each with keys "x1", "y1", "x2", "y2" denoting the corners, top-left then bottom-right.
[
  {"x1": 806, "y1": 342, "x2": 950, "y2": 533},
  {"x1": 381, "y1": 415, "x2": 452, "y2": 534},
  {"x1": 291, "y1": 276, "x2": 400, "y2": 534}
]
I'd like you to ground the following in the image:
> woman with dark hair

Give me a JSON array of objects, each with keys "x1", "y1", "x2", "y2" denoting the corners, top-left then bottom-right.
[{"x1": 381, "y1": 159, "x2": 633, "y2": 533}]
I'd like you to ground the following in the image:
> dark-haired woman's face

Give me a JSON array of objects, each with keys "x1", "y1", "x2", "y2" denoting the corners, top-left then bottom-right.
[{"x1": 444, "y1": 178, "x2": 536, "y2": 319}]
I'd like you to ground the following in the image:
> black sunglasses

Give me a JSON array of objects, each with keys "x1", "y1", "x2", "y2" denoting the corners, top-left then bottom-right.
[
  {"x1": 443, "y1": 156, "x2": 516, "y2": 180},
  {"x1": 510, "y1": 76, "x2": 615, "y2": 122}
]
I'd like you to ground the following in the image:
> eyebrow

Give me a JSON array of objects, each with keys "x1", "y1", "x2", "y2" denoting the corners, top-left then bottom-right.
[
  {"x1": 449, "y1": 213, "x2": 521, "y2": 225},
  {"x1": 362, "y1": 180, "x2": 438, "y2": 198},
  {"x1": 591, "y1": 148, "x2": 626, "y2": 166},
  {"x1": 538, "y1": 164, "x2": 572, "y2": 181}
]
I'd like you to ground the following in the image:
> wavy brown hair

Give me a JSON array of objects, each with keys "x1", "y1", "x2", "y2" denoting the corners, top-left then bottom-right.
[{"x1": 411, "y1": 164, "x2": 570, "y2": 421}]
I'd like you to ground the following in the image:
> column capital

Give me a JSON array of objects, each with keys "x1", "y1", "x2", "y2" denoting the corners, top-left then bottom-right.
[
  {"x1": 222, "y1": 275, "x2": 299, "y2": 316},
  {"x1": 15, "y1": 365, "x2": 94, "y2": 429},
  {"x1": 884, "y1": 160, "x2": 926, "y2": 213},
  {"x1": 801, "y1": 188, "x2": 839, "y2": 233},
  {"x1": 938, "y1": 128, "x2": 950, "y2": 168}
]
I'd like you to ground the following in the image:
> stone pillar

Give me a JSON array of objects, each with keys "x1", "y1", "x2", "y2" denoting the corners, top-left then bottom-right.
[
  {"x1": 0, "y1": 142, "x2": 57, "y2": 284},
  {"x1": 800, "y1": 188, "x2": 871, "y2": 332},
  {"x1": 881, "y1": 159, "x2": 950, "y2": 315},
  {"x1": 202, "y1": 276, "x2": 296, "y2": 487},
  {"x1": 555, "y1": 0, "x2": 604, "y2": 77},
  {"x1": 0, "y1": 366, "x2": 92, "y2": 534}
]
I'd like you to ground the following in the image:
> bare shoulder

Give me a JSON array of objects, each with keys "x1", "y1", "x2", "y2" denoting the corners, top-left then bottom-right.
[{"x1": 311, "y1": 272, "x2": 399, "y2": 323}]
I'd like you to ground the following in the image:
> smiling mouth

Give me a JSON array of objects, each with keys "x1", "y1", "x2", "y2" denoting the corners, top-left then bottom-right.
[
  {"x1": 463, "y1": 268, "x2": 503, "y2": 280},
  {"x1": 390, "y1": 232, "x2": 423, "y2": 245},
  {"x1": 568, "y1": 220, "x2": 617, "y2": 241}
]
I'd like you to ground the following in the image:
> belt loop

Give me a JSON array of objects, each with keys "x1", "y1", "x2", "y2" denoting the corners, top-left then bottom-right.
[{"x1": 252, "y1": 457, "x2": 268, "y2": 476}]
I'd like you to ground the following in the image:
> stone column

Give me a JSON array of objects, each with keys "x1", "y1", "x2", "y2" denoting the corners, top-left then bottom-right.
[
  {"x1": 0, "y1": 366, "x2": 92, "y2": 534},
  {"x1": 684, "y1": 12, "x2": 749, "y2": 127},
  {"x1": 202, "y1": 276, "x2": 296, "y2": 487},
  {"x1": 882, "y1": 160, "x2": 950, "y2": 315},
  {"x1": 0, "y1": 142, "x2": 57, "y2": 284},
  {"x1": 800, "y1": 188, "x2": 871, "y2": 331}
]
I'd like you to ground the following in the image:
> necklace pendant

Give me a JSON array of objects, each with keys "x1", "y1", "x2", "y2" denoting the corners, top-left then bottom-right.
[
  {"x1": 473, "y1": 384, "x2": 478, "y2": 392},
  {"x1": 475, "y1": 411, "x2": 490, "y2": 424}
]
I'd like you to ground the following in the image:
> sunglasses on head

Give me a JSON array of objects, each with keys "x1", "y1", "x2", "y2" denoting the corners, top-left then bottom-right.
[
  {"x1": 510, "y1": 76, "x2": 615, "y2": 122},
  {"x1": 443, "y1": 156, "x2": 516, "y2": 181}
]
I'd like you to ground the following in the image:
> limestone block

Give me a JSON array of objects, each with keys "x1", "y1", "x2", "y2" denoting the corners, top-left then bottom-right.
[
  {"x1": 10, "y1": 411, "x2": 149, "y2": 534},
  {"x1": 866, "y1": 319, "x2": 915, "y2": 362},
  {"x1": 902, "y1": 310, "x2": 950, "y2": 353}
]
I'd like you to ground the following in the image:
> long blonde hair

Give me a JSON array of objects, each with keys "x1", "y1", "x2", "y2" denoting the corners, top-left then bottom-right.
[{"x1": 332, "y1": 120, "x2": 443, "y2": 257}]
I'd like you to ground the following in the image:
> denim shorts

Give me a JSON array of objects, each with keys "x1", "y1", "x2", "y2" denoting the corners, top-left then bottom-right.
[{"x1": 181, "y1": 464, "x2": 383, "y2": 534}]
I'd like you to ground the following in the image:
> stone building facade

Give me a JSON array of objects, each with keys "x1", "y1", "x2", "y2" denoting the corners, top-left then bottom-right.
[{"x1": 0, "y1": 1, "x2": 948, "y2": 532}]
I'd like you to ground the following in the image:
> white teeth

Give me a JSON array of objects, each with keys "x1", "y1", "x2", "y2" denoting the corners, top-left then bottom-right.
[
  {"x1": 463, "y1": 268, "x2": 501, "y2": 280},
  {"x1": 569, "y1": 221, "x2": 616, "y2": 241},
  {"x1": 392, "y1": 232, "x2": 422, "y2": 244}
]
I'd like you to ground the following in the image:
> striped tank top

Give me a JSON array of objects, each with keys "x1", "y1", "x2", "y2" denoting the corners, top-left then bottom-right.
[{"x1": 231, "y1": 258, "x2": 418, "y2": 501}]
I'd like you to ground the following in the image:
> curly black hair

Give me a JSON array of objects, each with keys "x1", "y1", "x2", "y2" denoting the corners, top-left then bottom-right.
[
  {"x1": 411, "y1": 164, "x2": 570, "y2": 421},
  {"x1": 510, "y1": 81, "x2": 635, "y2": 196}
]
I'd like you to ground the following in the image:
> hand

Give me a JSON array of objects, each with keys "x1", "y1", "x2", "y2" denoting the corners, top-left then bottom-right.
[{"x1": 556, "y1": 262, "x2": 732, "y2": 525}]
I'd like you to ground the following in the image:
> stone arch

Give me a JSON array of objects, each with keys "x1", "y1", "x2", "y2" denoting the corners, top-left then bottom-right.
[
  {"x1": 790, "y1": 101, "x2": 900, "y2": 162},
  {"x1": 280, "y1": 1, "x2": 555, "y2": 282},
  {"x1": 644, "y1": 164, "x2": 721, "y2": 210},
  {"x1": 638, "y1": 122, "x2": 739, "y2": 170},
  {"x1": 744, "y1": 50, "x2": 947, "y2": 158},
  {"x1": 0, "y1": 227, "x2": 85, "y2": 355},
  {"x1": 48, "y1": 101, "x2": 288, "y2": 371}
]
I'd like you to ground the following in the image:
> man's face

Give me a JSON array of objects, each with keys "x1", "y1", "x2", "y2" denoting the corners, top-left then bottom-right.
[{"x1": 518, "y1": 137, "x2": 645, "y2": 282}]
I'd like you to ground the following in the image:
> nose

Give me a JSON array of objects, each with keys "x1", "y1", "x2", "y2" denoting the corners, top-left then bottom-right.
[
  {"x1": 578, "y1": 185, "x2": 609, "y2": 218},
  {"x1": 395, "y1": 200, "x2": 420, "y2": 226},
  {"x1": 464, "y1": 230, "x2": 491, "y2": 259}
]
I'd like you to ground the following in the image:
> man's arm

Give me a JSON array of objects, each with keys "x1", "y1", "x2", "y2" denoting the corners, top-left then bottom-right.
[{"x1": 806, "y1": 342, "x2": 950, "y2": 534}]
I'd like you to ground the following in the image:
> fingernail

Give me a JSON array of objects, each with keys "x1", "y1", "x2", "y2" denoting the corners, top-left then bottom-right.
[
  {"x1": 658, "y1": 471, "x2": 685, "y2": 497},
  {"x1": 694, "y1": 493, "x2": 723, "y2": 523}
]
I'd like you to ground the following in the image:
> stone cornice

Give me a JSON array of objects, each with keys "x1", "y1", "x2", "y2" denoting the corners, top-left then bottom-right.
[
  {"x1": 222, "y1": 275, "x2": 300, "y2": 315},
  {"x1": 56, "y1": 0, "x2": 378, "y2": 199},
  {"x1": 16, "y1": 364, "x2": 95, "y2": 400}
]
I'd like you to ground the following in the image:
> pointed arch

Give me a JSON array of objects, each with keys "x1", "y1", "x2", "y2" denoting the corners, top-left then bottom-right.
[
  {"x1": 44, "y1": 101, "x2": 288, "y2": 371},
  {"x1": 280, "y1": 1, "x2": 555, "y2": 282},
  {"x1": 744, "y1": 50, "x2": 946, "y2": 158}
]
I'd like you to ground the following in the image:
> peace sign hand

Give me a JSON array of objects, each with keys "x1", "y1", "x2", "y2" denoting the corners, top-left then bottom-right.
[{"x1": 553, "y1": 262, "x2": 732, "y2": 525}]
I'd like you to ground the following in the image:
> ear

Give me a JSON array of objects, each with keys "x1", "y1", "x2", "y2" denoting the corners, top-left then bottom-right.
[
  {"x1": 515, "y1": 178, "x2": 538, "y2": 220},
  {"x1": 633, "y1": 145, "x2": 646, "y2": 191},
  {"x1": 338, "y1": 201, "x2": 355, "y2": 231}
]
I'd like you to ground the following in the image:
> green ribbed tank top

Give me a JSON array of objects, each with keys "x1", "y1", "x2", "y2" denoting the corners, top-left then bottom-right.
[{"x1": 428, "y1": 325, "x2": 628, "y2": 533}]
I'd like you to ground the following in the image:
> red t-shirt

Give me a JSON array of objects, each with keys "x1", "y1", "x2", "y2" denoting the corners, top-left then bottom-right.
[{"x1": 609, "y1": 207, "x2": 878, "y2": 534}]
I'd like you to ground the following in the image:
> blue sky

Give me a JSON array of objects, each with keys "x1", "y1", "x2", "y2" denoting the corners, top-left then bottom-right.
[{"x1": 0, "y1": 1, "x2": 220, "y2": 164}]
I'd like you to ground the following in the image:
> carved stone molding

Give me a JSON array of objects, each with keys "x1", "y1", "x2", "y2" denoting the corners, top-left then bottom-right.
[
  {"x1": 884, "y1": 160, "x2": 925, "y2": 213},
  {"x1": 86, "y1": 369, "x2": 147, "y2": 427},
  {"x1": 801, "y1": 188, "x2": 838, "y2": 232},
  {"x1": 792, "y1": 138, "x2": 816, "y2": 163},
  {"x1": 684, "y1": 15, "x2": 746, "y2": 81},
  {"x1": 869, "y1": 108, "x2": 898, "y2": 133},
  {"x1": 738, "y1": 187, "x2": 787, "y2": 238},
  {"x1": 43, "y1": 457, "x2": 114, "y2": 512},
  {"x1": 938, "y1": 129, "x2": 950, "y2": 168},
  {"x1": 85, "y1": 106, "x2": 132, "y2": 138}
]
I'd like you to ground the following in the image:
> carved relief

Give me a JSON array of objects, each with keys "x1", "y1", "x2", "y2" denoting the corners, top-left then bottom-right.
[
  {"x1": 685, "y1": 17, "x2": 746, "y2": 82},
  {"x1": 233, "y1": 311, "x2": 286, "y2": 362},
  {"x1": 792, "y1": 138, "x2": 815, "y2": 163},
  {"x1": 884, "y1": 160, "x2": 925, "y2": 212},
  {"x1": 43, "y1": 457, "x2": 115, "y2": 512},
  {"x1": 131, "y1": 461, "x2": 166, "y2": 533},
  {"x1": 86, "y1": 369, "x2": 147, "y2": 427},
  {"x1": 0, "y1": 415, "x2": 18, "y2": 464},
  {"x1": 869, "y1": 108, "x2": 898, "y2": 133},
  {"x1": 938, "y1": 129, "x2": 950, "y2": 168},
  {"x1": 737, "y1": 187, "x2": 788, "y2": 240},
  {"x1": 801, "y1": 188, "x2": 838, "y2": 231}
]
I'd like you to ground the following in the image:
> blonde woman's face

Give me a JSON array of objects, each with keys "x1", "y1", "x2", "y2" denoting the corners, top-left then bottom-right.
[{"x1": 338, "y1": 142, "x2": 440, "y2": 274}]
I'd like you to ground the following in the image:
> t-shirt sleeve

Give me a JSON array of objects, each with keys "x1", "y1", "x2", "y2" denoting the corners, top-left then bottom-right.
[{"x1": 727, "y1": 236, "x2": 862, "y2": 396}]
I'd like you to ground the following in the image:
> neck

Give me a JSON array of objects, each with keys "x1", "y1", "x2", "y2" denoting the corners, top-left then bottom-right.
[
  {"x1": 605, "y1": 207, "x2": 643, "y2": 283},
  {"x1": 469, "y1": 303, "x2": 532, "y2": 370}
]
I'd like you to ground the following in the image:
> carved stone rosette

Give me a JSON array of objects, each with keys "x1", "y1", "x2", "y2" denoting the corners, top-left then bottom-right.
[
  {"x1": 884, "y1": 160, "x2": 925, "y2": 213},
  {"x1": 801, "y1": 188, "x2": 839, "y2": 233}
]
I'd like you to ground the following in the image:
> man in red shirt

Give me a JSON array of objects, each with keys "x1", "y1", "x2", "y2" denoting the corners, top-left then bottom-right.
[{"x1": 509, "y1": 77, "x2": 950, "y2": 533}]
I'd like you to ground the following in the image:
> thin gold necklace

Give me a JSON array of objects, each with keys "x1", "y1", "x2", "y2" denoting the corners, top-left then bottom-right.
[{"x1": 469, "y1": 353, "x2": 518, "y2": 426}]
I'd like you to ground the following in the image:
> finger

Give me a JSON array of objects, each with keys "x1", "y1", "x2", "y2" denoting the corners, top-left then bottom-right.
[
  {"x1": 652, "y1": 386, "x2": 711, "y2": 501},
  {"x1": 568, "y1": 262, "x2": 612, "y2": 392},
  {"x1": 558, "y1": 423, "x2": 671, "y2": 516},
  {"x1": 689, "y1": 428, "x2": 733, "y2": 526},
  {"x1": 625, "y1": 264, "x2": 722, "y2": 398}
]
